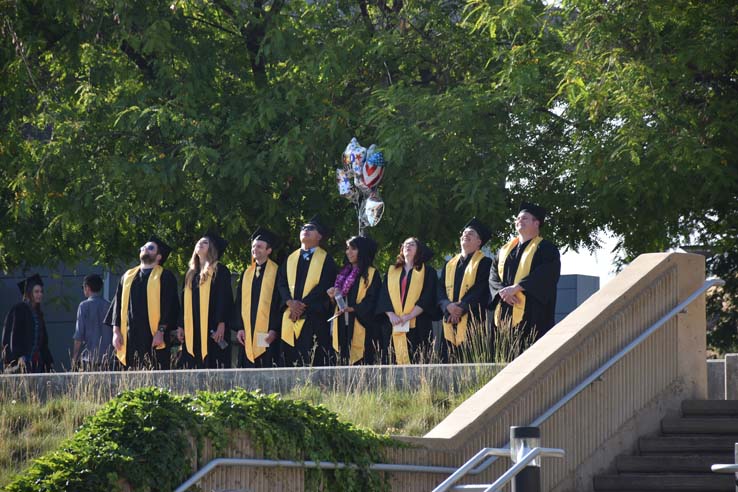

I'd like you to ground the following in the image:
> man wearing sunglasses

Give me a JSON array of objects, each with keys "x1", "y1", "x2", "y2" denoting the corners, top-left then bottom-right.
[
  {"x1": 277, "y1": 215, "x2": 337, "y2": 366},
  {"x1": 105, "y1": 236, "x2": 180, "y2": 369}
]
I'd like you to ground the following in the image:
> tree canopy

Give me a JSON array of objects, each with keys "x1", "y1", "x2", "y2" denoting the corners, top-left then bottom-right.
[{"x1": 2, "y1": 1, "x2": 737, "y2": 296}]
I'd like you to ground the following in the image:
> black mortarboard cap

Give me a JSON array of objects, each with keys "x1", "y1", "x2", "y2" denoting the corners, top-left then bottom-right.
[
  {"x1": 250, "y1": 227, "x2": 278, "y2": 249},
  {"x1": 148, "y1": 235, "x2": 173, "y2": 265},
  {"x1": 17, "y1": 273, "x2": 43, "y2": 296},
  {"x1": 462, "y1": 217, "x2": 492, "y2": 246},
  {"x1": 305, "y1": 214, "x2": 330, "y2": 238},
  {"x1": 519, "y1": 202, "x2": 547, "y2": 226},
  {"x1": 204, "y1": 231, "x2": 228, "y2": 259}
]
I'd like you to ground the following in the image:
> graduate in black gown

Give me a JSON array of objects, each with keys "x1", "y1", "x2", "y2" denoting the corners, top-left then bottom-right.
[
  {"x1": 2, "y1": 274, "x2": 53, "y2": 373},
  {"x1": 276, "y1": 215, "x2": 338, "y2": 367},
  {"x1": 438, "y1": 218, "x2": 493, "y2": 363},
  {"x1": 234, "y1": 228, "x2": 281, "y2": 368},
  {"x1": 107, "y1": 237, "x2": 179, "y2": 370},
  {"x1": 327, "y1": 235, "x2": 382, "y2": 366},
  {"x1": 488, "y1": 203, "x2": 561, "y2": 345},
  {"x1": 376, "y1": 238, "x2": 438, "y2": 365},
  {"x1": 177, "y1": 232, "x2": 234, "y2": 369}
]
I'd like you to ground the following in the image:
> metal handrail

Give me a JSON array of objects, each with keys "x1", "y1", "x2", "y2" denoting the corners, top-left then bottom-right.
[
  {"x1": 176, "y1": 277, "x2": 723, "y2": 492},
  {"x1": 175, "y1": 458, "x2": 458, "y2": 492},
  {"x1": 436, "y1": 277, "x2": 724, "y2": 488},
  {"x1": 711, "y1": 440, "x2": 738, "y2": 492},
  {"x1": 432, "y1": 447, "x2": 565, "y2": 492}
]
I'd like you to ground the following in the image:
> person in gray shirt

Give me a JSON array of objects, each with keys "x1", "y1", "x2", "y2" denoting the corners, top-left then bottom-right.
[{"x1": 72, "y1": 274, "x2": 113, "y2": 370}]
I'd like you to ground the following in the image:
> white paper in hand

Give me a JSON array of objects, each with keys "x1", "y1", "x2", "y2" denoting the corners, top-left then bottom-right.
[
  {"x1": 256, "y1": 332, "x2": 270, "y2": 348},
  {"x1": 393, "y1": 320, "x2": 410, "y2": 333}
]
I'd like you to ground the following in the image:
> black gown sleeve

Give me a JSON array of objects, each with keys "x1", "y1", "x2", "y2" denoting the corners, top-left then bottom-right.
[
  {"x1": 233, "y1": 271, "x2": 245, "y2": 331},
  {"x1": 212, "y1": 264, "x2": 234, "y2": 328},
  {"x1": 416, "y1": 265, "x2": 437, "y2": 312},
  {"x1": 276, "y1": 261, "x2": 291, "y2": 309},
  {"x1": 437, "y1": 261, "x2": 451, "y2": 314},
  {"x1": 517, "y1": 241, "x2": 561, "y2": 305},
  {"x1": 2, "y1": 304, "x2": 35, "y2": 364},
  {"x1": 269, "y1": 273, "x2": 282, "y2": 334},
  {"x1": 300, "y1": 254, "x2": 337, "y2": 318},
  {"x1": 375, "y1": 271, "x2": 394, "y2": 315},
  {"x1": 160, "y1": 269, "x2": 180, "y2": 332},
  {"x1": 2, "y1": 306, "x2": 16, "y2": 363},
  {"x1": 488, "y1": 253, "x2": 504, "y2": 309},
  {"x1": 105, "y1": 277, "x2": 124, "y2": 328},
  {"x1": 354, "y1": 269, "x2": 381, "y2": 327},
  {"x1": 459, "y1": 256, "x2": 493, "y2": 312}
]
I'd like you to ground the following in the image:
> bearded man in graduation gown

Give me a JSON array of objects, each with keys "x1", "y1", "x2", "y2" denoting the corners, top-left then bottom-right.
[
  {"x1": 106, "y1": 237, "x2": 179, "y2": 370},
  {"x1": 235, "y1": 228, "x2": 281, "y2": 368},
  {"x1": 489, "y1": 203, "x2": 561, "y2": 346},
  {"x1": 276, "y1": 215, "x2": 338, "y2": 366},
  {"x1": 438, "y1": 218, "x2": 493, "y2": 362}
]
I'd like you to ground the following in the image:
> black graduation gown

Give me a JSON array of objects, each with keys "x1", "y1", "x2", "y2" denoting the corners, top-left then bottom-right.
[
  {"x1": 276, "y1": 249, "x2": 338, "y2": 367},
  {"x1": 233, "y1": 261, "x2": 281, "y2": 368},
  {"x1": 2, "y1": 302, "x2": 53, "y2": 372},
  {"x1": 334, "y1": 268, "x2": 382, "y2": 366},
  {"x1": 179, "y1": 263, "x2": 234, "y2": 369},
  {"x1": 488, "y1": 238, "x2": 561, "y2": 341},
  {"x1": 375, "y1": 264, "x2": 438, "y2": 364},
  {"x1": 106, "y1": 267, "x2": 179, "y2": 369},
  {"x1": 437, "y1": 253, "x2": 493, "y2": 362}
]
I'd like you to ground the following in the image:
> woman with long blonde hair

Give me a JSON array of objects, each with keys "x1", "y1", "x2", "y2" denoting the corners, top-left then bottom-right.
[{"x1": 177, "y1": 232, "x2": 233, "y2": 368}]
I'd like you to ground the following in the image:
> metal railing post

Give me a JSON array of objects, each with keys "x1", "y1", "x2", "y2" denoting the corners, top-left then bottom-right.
[{"x1": 510, "y1": 426, "x2": 541, "y2": 492}]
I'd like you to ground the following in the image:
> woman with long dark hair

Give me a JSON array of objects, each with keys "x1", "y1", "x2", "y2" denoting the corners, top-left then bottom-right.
[
  {"x1": 177, "y1": 232, "x2": 233, "y2": 368},
  {"x1": 2, "y1": 274, "x2": 53, "y2": 373},
  {"x1": 376, "y1": 238, "x2": 438, "y2": 364},
  {"x1": 327, "y1": 235, "x2": 382, "y2": 365}
]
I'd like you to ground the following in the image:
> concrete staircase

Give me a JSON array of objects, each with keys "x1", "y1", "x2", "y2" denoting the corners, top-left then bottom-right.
[{"x1": 594, "y1": 400, "x2": 738, "y2": 491}]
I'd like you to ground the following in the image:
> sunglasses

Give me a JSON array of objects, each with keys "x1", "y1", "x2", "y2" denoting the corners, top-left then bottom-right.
[
  {"x1": 301, "y1": 225, "x2": 317, "y2": 232},
  {"x1": 140, "y1": 244, "x2": 156, "y2": 252}
]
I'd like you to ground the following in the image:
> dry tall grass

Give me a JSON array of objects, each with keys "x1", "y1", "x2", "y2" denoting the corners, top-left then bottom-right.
[{"x1": 0, "y1": 317, "x2": 534, "y2": 486}]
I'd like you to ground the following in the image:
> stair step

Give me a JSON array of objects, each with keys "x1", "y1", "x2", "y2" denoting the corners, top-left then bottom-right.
[
  {"x1": 640, "y1": 435, "x2": 738, "y2": 454},
  {"x1": 662, "y1": 416, "x2": 738, "y2": 434},
  {"x1": 593, "y1": 473, "x2": 734, "y2": 491},
  {"x1": 682, "y1": 400, "x2": 738, "y2": 417},
  {"x1": 616, "y1": 454, "x2": 733, "y2": 473}
]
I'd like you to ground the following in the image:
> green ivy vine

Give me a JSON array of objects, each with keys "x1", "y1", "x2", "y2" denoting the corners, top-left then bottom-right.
[{"x1": 4, "y1": 387, "x2": 396, "y2": 492}]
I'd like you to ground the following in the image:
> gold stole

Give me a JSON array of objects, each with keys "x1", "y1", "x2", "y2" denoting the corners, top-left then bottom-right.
[
  {"x1": 387, "y1": 265, "x2": 425, "y2": 365},
  {"x1": 241, "y1": 259, "x2": 277, "y2": 363},
  {"x1": 443, "y1": 250, "x2": 485, "y2": 346},
  {"x1": 184, "y1": 268, "x2": 214, "y2": 361},
  {"x1": 281, "y1": 248, "x2": 327, "y2": 347},
  {"x1": 332, "y1": 267, "x2": 376, "y2": 364},
  {"x1": 116, "y1": 265, "x2": 164, "y2": 366},
  {"x1": 494, "y1": 236, "x2": 543, "y2": 328}
]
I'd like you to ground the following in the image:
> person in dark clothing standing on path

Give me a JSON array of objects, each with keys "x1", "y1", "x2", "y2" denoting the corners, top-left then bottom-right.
[
  {"x1": 327, "y1": 235, "x2": 382, "y2": 366},
  {"x1": 106, "y1": 237, "x2": 179, "y2": 370},
  {"x1": 277, "y1": 215, "x2": 337, "y2": 367},
  {"x1": 376, "y1": 238, "x2": 438, "y2": 365},
  {"x1": 489, "y1": 203, "x2": 561, "y2": 344},
  {"x1": 72, "y1": 274, "x2": 113, "y2": 370},
  {"x1": 2, "y1": 274, "x2": 53, "y2": 373},
  {"x1": 234, "y1": 228, "x2": 281, "y2": 368},
  {"x1": 177, "y1": 232, "x2": 234, "y2": 369},
  {"x1": 438, "y1": 218, "x2": 493, "y2": 362}
]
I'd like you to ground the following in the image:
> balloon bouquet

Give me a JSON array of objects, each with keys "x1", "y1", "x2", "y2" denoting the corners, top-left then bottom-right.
[{"x1": 336, "y1": 137, "x2": 386, "y2": 235}]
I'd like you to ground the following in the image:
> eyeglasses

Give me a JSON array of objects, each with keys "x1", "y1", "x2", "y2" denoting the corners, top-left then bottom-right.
[
  {"x1": 140, "y1": 244, "x2": 156, "y2": 252},
  {"x1": 301, "y1": 225, "x2": 317, "y2": 232}
]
